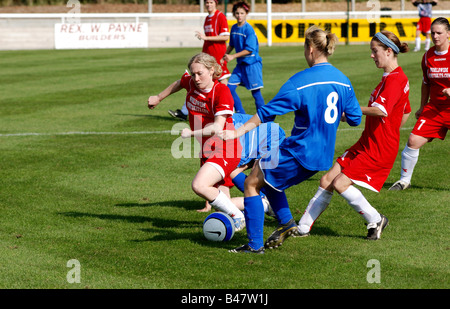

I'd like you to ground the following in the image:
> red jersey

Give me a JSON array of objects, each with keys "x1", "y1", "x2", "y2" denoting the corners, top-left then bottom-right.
[
  {"x1": 180, "y1": 72, "x2": 240, "y2": 160},
  {"x1": 422, "y1": 46, "x2": 450, "y2": 107},
  {"x1": 351, "y1": 67, "x2": 411, "y2": 168},
  {"x1": 203, "y1": 10, "x2": 229, "y2": 64}
]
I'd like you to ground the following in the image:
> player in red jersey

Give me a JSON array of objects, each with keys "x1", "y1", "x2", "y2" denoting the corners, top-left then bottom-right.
[
  {"x1": 412, "y1": 0, "x2": 438, "y2": 52},
  {"x1": 196, "y1": 0, "x2": 231, "y2": 83},
  {"x1": 390, "y1": 17, "x2": 450, "y2": 191},
  {"x1": 148, "y1": 53, "x2": 245, "y2": 231},
  {"x1": 168, "y1": 0, "x2": 231, "y2": 121},
  {"x1": 298, "y1": 31, "x2": 411, "y2": 240}
]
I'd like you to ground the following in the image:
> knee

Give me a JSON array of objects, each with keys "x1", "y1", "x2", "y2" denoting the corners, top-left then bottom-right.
[
  {"x1": 407, "y1": 134, "x2": 427, "y2": 149},
  {"x1": 331, "y1": 174, "x2": 349, "y2": 194},
  {"x1": 319, "y1": 173, "x2": 334, "y2": 191},
  {"x1": 244, "y1": 174, "x2": 258, "y2": 192},
  {"x1": 191, "y1": 179, "x2": 205, "y2": 196}
]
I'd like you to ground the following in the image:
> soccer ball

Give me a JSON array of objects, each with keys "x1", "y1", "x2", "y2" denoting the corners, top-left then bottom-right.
[{"x1": 203, "y1": 212, "x2": 235, "y2": 241}]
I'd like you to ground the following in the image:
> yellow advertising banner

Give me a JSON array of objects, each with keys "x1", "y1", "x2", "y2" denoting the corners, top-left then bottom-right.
[{"x1": 229, "y1": 18, "x2": 419, "y2": 44}]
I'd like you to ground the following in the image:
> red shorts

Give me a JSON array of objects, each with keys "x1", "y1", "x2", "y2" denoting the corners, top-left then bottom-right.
[
  {"x1": 411, "y1": 103, "x2": 449, "y2": 140},
  {"x1": 417, "y1": 17, "x2": 431, "y2": 34},
  {"x1": 336, "y1": 149, "x2": 391, "y2": 193},
  {"x1": 219, "y1": 62, "x2": 231, "y2": 81},
  {"x1": 200, "y1": 155, "x2": 240, "y2": 188}
]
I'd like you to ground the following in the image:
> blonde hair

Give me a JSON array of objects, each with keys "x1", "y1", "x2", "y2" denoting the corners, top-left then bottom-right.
[
  {"x1": 188, "y1": 53, "x2": 222, "y2": 80},
  {"x1": 305, "y1": 25, "x2": 339, "y2": 57}
]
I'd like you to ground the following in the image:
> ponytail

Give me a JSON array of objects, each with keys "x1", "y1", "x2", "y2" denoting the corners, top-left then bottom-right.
[{"x1": 305, "y1": 25, "x2": 338, "y2": 57}]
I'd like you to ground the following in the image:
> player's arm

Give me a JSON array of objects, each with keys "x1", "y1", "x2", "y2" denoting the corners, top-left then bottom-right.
[
  {"x1": 361, "y1": 106, "x2": 387, "y2": 117},
  {"x1": 148, "y1": 80, "x2": 182, "y2": 109},
  {"x1": 219, "y1": 114, "x2": 261, "y2": 140},
  {"x1": 223, "y1": 49, "x2": 251, "y2": 62},
  {"x1": 181, "y1": 115, "x2": 228, "y2": 139},
  {"x1": 196, "y1": 31, "x2": 230, "y2": 42},
  {"x1": 400, "y1": 112, "x2": 411, "y2": 128},
  {"x1": 221, "y1": 45, "x2": 235, "y2": 65},
  {"x1": 208, "y1": 34, "x2": 230, "y2": 42},
  {"x1": 416, "y1": 81, "x2": 430, "y2": 118}
]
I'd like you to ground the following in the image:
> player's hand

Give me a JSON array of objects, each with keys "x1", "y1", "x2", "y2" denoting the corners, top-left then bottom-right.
[
  {"x1": 340, "y1": 112, "x2": 347, "y2": 122},
  {"x1": 415, "y1": 107, "x2": 424, "y2": 119},
  {"x1": 218, "y1": 130, "x2": 237, "y2": 140},
  {"x1": 222, "y1": 54, "x2": 233, "y2": 63},
  {"x1": 147, "y1": 96, "x2": 160, "y2": 109},
  {"x1": 181, "y1": 128, "x2": 192, "y2": 139},
  {"x1": 442, "y1": 88, "x2": 450, "y2": 99},
  {"x1": 195, "y1": 31, "x2": 205, "y2": 41}
]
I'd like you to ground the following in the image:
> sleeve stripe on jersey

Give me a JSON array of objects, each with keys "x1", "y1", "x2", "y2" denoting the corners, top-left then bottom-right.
[
  {"x1": 371, "y1": 102, "x2": 388, "y2": 116},
  {"x1": 297, "y1": 81, "x2": 352, "y2": 91},
  {"x1": 215, "y1": 110, "x2": 233, "y2": 117}
]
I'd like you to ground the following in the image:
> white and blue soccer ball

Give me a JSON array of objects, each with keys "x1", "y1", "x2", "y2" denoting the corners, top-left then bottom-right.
[{"x1": 203, "y1": 212, "x2": 235, "y2": 241}]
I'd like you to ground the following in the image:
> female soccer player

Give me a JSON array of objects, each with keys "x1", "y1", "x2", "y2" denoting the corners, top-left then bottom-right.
[
  {"x1": 220, "y1": 26, "x2": 362, "y2": 253},
  {"x1": 298, "y1": 31, "x2": 411, "y2": 240},
  {"x1": 412, "y1": 0, "x2": 438, "y2": 52},
  {"x1": 148, "y1": 53, "x2": 245, "y2": 231},
  {"x1": 168, "y1": 0, "x2": 230, "y2": 121},
  {"x1": 221, "y1": 1, "x2": 264, "y2": 113},
  {"x1": 198, "y1": 112, "x2": 286, "y2": 215},
  {"x1": 390, "y1": 17, "x2": 450, "y2": 191},
  {"x1": 195, "y1": 0, "x2": 231, "y2": 84}
]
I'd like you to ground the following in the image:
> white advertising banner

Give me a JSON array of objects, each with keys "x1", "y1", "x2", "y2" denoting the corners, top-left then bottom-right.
[{"x1": 55, "y1": 22, "x2": 148, "y2": 49}]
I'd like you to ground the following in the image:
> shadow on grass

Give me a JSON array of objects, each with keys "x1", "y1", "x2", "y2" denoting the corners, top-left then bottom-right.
[
  {"x1": 383, "y1": 182, "x2": 450, "y2": 192},
  {"x1": 115, "y1": 199, "x2": 204, "y2": 211},
  {"x1": 59, "y1": 211, "x2": 199, "y2": 228}
]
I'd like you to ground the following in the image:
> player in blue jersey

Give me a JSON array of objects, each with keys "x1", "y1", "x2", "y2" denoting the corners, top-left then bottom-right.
[
  {"x1": 220, "y1": 25, "x2": 363, "y2": 253},
  {"x1": 221, "y1": 1, "x2": 264, "y2": 113},
  {"x1": 198, "y1": 113, "x2": 286, "y2": 215}
]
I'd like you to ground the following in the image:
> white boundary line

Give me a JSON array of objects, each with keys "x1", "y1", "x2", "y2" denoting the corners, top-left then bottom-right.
[
  {"x1": 0, "y1": 130, "x2": 172, "y2": 137},
  {"x1": 0, "y1": 127, "x2": 414, "y2": 137}
]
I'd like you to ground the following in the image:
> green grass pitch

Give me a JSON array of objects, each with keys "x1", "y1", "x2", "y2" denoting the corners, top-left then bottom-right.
[{"x1": 0, "y1": 45, "x2": 448, "y2": 290}]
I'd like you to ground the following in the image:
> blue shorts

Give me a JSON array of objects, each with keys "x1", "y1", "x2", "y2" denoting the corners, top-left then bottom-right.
[
  {"x1": 228, "y1": 61, "x2": 263, "y2": 91},
  {"x1": 259, "y1": 148, "x2": 317, "y2": 192}
]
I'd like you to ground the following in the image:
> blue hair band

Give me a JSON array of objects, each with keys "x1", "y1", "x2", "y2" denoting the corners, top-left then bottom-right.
[{"x1": 374, "y1": 32, "x2": 400, "y2": 54}]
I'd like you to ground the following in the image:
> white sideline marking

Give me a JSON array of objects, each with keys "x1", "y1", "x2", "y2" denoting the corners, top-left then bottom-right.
[
  {"x1": 0, "y1": 127, "x2": 414, "y2": 137},
  {"x1": 0, "y1": 130, "x2": 172, "y2": 137}
]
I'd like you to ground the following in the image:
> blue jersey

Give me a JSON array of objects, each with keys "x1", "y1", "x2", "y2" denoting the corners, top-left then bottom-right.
[
  {"x1": 257, "y1": 62, "x2": 362, "y2": 171},
  {"x1": 229, "y1": 22, "x2": 262, "y2": 65},
  {"x1": 233, "y1": 113, "x2": 286, "y2": 167}
]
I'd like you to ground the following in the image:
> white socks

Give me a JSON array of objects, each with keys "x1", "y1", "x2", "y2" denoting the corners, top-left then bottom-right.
[
  {"x1": 340, "y1": 186, "x2": 381, "y2": 226},
  {"x1": 298, "y1": 187, "x2": 333, "y2": 234},
  {"x1": 425, "y1": 38, "x2": 431, "y2": 51},
  {"x1": 210, "y1": 190, "x2": 244, "y2": 219},
  {"x1": 400, "y1": 144, "x2": 420, "y2": 184},
  {"x1": 415, "y1": 37, "x2": 421, "y2": 51},
  {"x1": 415, "y1": 38, "x2": 431, "y2": 51}
]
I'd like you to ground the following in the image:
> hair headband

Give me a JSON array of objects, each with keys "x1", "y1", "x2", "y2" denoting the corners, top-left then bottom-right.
[{"x1": 374, "y1": 32, "x2": 399, "y2": 54}]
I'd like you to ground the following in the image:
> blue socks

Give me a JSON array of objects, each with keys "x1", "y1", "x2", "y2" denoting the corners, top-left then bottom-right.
[
  {"x1": 228, "y1": 84, "x2": 245, "y2": 114},
  {"x1": 251, "y1": 89, "x2": 265, "y2": 110},
  {"x1": 232, "y1": 172, "x2": 246, "y2": 193},
  {"x1": 264, "y1": 186, "x2": 293, "y2": 225},
  {"x1": 244, "y1": 195, "x2": 265, "y2": 250},
  {"x1": 243, "y1": 186, "x2": 292, "y2": 250}
]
